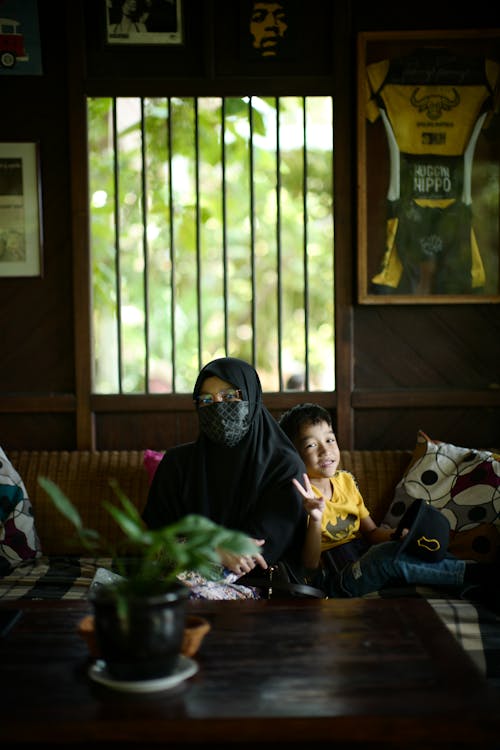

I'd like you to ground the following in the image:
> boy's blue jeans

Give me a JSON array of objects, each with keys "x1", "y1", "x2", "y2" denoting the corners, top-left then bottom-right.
[{"x1": 330, "y1": 541, "x2": 466, "y2": 598}]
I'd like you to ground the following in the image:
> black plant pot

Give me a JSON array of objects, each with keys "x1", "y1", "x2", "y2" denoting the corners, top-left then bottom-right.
[{"x1": 89, "y1": 581, "x2": 190, "y2": 681}]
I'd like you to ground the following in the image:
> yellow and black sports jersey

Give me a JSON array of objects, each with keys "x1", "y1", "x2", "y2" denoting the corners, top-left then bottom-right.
[{"x1": 365, "y1": 48, "x2": 500, "y2": 294}]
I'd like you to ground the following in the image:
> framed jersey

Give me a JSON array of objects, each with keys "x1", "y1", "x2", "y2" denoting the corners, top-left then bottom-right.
[{"x1": 357, "y1": 29, "x2": 500, "y2": 304}]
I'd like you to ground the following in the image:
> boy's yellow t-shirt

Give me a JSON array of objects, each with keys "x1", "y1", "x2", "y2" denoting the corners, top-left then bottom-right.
[{"x1": 310, "y1": 470, "x2": 370, "y2": 552}]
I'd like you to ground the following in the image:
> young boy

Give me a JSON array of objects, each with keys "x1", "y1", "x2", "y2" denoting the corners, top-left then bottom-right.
[{"x1": 279, "y1": 403, "x2": 488, "y2": 598}]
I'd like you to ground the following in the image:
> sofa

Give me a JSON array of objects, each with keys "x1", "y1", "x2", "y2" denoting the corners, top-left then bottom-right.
[
  {"x1": 3, "y1": 448, "x2": 412, "y2": 556},
  {"x1": 5, "y1": 450, "x2": 150, "y2": 556},
  {"x1": 1, "y1": 446, "x2": 499, "y2": 691}
]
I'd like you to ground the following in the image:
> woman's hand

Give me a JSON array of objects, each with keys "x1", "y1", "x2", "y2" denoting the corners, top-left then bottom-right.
[
  {"x1": 293, "y1": 474, "x2": 325, "y2": 522},
  {"x1": 217, "y1": 538, "x2": 267, "y2": 576}
]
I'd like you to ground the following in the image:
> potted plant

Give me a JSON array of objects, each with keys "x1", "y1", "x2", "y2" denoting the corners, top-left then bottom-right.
[{"x1": 38, "y1": 477, "x2": 259, "y2": 682}]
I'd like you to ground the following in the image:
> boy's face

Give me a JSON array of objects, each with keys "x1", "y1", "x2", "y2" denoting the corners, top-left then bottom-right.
[{"x1": 294, "y1": 420, "x2": 340, "y2": 479}]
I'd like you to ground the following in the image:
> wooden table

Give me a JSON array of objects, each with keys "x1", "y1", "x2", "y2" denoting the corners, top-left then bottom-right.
[{"x1": 1, "y1": 597, "x2": 498, "y2": 748}]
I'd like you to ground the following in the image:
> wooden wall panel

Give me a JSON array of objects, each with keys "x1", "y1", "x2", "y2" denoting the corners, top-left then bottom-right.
[
  {"x1": 0, "y1": 9, "x2": 74, "y2": 395},
  {"x1": 1, "y1": 1, "x2": 499, "y2": 453},
  {"x1": 0, "y1": 414, "x2": 76, "y2": 452},
  {"x1": 354, "y1": 307, "x2": 500, "y2": 390},
  {"x1": 95, "y1": 412, "x2": 200, "y2": 451},
  {"x1": 354, "y1": 408, "x2": 500, "y2": 451}
]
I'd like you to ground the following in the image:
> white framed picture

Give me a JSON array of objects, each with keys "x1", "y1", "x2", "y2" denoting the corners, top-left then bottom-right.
[{"x1": 0, "y1": 142, "x2": 43, "y2": 278}]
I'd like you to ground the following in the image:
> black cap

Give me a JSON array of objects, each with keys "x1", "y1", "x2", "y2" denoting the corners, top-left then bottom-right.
[{"x1": 393, "y1": 498, "x2": 450, "y2": 563}]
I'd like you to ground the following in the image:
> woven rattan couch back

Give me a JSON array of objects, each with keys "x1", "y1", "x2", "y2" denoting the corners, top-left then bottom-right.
[{"x1": 8, "y1": 450, "x2": 412, "y2": 556}]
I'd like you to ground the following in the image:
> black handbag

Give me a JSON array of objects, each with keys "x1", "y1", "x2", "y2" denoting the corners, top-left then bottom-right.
[{"x1": 238, "y1": 560, "x2": 325, "y2": 599}]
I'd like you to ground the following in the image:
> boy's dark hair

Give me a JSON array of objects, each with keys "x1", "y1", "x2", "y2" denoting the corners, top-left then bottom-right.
[{"x1": 278, "y1": 403, "x2": 333, "y2": 443}]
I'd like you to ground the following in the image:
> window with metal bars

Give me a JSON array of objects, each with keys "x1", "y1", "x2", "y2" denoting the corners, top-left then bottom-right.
[{"x1": 88, "y1": 95, "x2": 334, "y2": 394}]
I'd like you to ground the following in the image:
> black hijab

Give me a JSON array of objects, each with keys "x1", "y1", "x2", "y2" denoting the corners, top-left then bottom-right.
[{"x1": 144, "y1": 357, "x2": 307, "y2": 564}]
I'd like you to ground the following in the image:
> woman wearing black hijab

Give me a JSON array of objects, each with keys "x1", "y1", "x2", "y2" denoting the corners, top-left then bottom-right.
[{"x1": 142, "y1": 357, "x2": 307, "y2": 577}]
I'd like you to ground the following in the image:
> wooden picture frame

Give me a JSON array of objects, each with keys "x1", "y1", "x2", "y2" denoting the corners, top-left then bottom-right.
[
  {"x1": 105, "y1": 0, "x2": 183, "y2": 46},
  {"x1": 0, "y1": 142, "x2": 43, "y2": 278},
  {"x1": 357, "y1": 30, "x2": 500, "y2": 304}
]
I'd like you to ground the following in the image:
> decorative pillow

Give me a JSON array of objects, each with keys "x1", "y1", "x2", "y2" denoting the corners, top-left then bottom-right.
[
  {"x1": 143, "y1": 449, "x2": 165, "y2": 484},
  {"x1": 0, "y1": 447, "x2": 42, "y2": 572},
  {"x1": 382, "y1": 431, "x2": 500, "y2": 563}
]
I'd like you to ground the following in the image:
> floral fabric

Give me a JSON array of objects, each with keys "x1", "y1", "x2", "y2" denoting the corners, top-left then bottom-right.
[{"x1": 0, "y1": 447, "x2": 41, "y2": 572}]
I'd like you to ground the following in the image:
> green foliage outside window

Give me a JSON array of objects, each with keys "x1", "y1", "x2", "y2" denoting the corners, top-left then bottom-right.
[{"x1": 88, "y1": 95, "x2": 334, "y2": 394}]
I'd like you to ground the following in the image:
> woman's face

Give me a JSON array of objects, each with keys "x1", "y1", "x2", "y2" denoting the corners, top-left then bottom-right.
[
  {"x1": 197, "y1": 376, "x2": 242, "y2": 407},
  {"x1": 196, "y1": 375, "x2": 250, "y2": 447},
  {"x1": 121, "y1": 0, "x2": 149, "y2": 22},
  {"x1": 200, "y1": 376, "x2": 233, "y2": 397},
  {"x1": 122, "y1": 0, "x2": 138, "y2": 17}
]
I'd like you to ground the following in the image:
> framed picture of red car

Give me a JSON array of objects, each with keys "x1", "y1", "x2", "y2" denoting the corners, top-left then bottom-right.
[{"x1": 357, "y1": 29, "x2": 500, "y2": 304}]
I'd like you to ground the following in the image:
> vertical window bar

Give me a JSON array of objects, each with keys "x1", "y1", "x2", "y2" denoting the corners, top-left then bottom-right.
[
  {"x1": 195, "y1": 98, "x2": 202, "y2": 368},
  {"x1": 167, "y1": 97, "x2": 177, "y2": 392},
  {"x1": 276, "y1": 97, "x2": 283, "y2": 390},
  {"x1": 141, "y1": 98, "x2": 151, "y2": 393},
  {"x1": 248, "y1": 97, "x2": 256, "y2": 366},
  {"x1": 221, "y1": 98, "x2": 229, "y2": 354},
  {"x1": 302, "y1": 97, "x2": 310, "y2": 390},
  {"x1": 112, "y1": 98, "x2": 123, "y2": 394}
]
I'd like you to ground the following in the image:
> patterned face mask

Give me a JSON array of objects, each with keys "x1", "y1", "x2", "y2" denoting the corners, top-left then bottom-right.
[{"x1": 198, "y1": 401, "x2": 251, "y2": 447}]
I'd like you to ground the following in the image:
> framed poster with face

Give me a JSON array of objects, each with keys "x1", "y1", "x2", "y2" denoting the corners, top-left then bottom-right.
[
  {"x1": 357, "y1": 30, "x2": 500, "y2": 304},
  {"x1": 241, "y1": 0, "x2": 301, "y2": 62}
]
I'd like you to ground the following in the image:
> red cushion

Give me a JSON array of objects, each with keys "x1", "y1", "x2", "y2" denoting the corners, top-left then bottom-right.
[{"x1": 143, "y1": 449, "x2": 164, "y2": 484}]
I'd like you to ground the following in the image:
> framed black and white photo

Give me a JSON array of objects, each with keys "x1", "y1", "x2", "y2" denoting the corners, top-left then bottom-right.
[
  {"x1": 0, "y1": 142, "x2": 43, "y2": 278},
  {"x1": 105, "y1": 0, "x2": 183, "y2": 46}
]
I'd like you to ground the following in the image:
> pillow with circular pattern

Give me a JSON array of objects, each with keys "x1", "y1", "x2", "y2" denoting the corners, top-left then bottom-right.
[{"x1": 381, "y1": 431, "x2": 500, "y2": 563}]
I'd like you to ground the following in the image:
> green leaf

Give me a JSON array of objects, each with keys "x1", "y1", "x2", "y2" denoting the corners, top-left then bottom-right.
[{"x1": 37, "y1": 475, "x2": 262, "y2": 595}]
